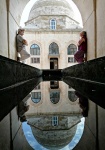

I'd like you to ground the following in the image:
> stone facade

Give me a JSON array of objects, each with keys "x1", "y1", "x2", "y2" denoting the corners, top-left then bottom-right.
[{"x1": 24, "y1": 0, "x2": 82, "y2": 116}]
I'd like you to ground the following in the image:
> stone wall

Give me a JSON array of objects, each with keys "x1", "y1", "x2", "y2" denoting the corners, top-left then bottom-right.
[
  {"x1": 73, "y1": 0, "x2": 96, "y2": 60},
  {"x1": 73, "y1": 0, "x2": 105, "y2": 150},
  {"x1": 0, "y1": 0, "x2": 8, "y2": 57},
  {"x1": 24, "y1": 29, "x2": 80, "y2": 115},
  {"x1": 25, "y1": 30, "x2": 80, "y2": 69}
]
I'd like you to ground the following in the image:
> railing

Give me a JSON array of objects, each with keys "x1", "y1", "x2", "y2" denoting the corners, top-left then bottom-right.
[
  {"x1": 0, "y1": 55, "x2": 105, "y2": 120},
  {"x1": 0, "y1": 55, "x2": 42, "y2": 121}
]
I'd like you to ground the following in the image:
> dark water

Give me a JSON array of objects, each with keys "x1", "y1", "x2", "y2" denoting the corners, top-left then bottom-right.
[
  {"x1": 0, "y1": 55, "x2": 105, "y2": 149},
  {"x1": 19, "y1": 80, "x2": 89, "y2": 150}
]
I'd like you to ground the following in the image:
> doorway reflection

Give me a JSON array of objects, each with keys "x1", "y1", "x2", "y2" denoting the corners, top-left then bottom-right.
[{"x1": 21, "y1": 81, "x2": 87, "y2": 150}]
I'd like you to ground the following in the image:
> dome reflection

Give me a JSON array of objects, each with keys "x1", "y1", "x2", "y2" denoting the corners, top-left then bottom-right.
[{"x1": 22, "y1": 117, "x2": 85, "y2": 150}]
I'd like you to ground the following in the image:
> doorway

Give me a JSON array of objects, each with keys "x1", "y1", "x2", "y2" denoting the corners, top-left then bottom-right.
[
  {"x1": 50, "y1": 58, "x2": 58, "y2": 69},
  {"x1": 50, "y1": 58, "x2": 59, "y2": 89}
]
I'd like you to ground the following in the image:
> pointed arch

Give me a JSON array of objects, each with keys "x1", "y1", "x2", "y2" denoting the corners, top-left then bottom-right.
[{"x1": 49, "y1": 42, "x2": 59, "y2": 54}]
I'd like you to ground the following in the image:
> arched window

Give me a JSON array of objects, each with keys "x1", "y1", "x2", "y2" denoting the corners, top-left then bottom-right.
[
  {"x1": 50, "y1": 19, "x2": 56, "y2": 30},
  {"x1": 67, "y1": 44, "x2": 77, "y2": 63},
  {"x1": 67, "y1": 44, "x2": 77, "y2": 55},
  {"x1": 68, "y1": 91, "x2": 78, "y2": 102},
  {"x1": 50, "y1": 91, "x2": 60, "y2": 104},
  {"x1": 30, "y1": 44, "x2": 40, "y2": 55},
  {"x1": 30, "y1": 44, "x2": 40, "y2": 63},
  {"x1": 31, "y1": 92, "x2": 41, "y2": 103},
  {"x1": 49, "y1": 42, "x2": 59, "y2": 54}
]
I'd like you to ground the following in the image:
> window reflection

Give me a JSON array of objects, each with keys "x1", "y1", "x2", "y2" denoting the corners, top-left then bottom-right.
[
  {"x1": 50, "y1": 81, "x2": 59, "y2": 89},
  {"x1": 50, "y1": 91, "x2": 60, "y2": 104},
  {"x1": 68, "y1": 91, "x2": 78, "y2": 102},
  {"x1": 52, "y1": 116, "x2": 58, "y2": 126},
  {"x1": 31, "y1": 92, "x2": 41, "y2": 103}
]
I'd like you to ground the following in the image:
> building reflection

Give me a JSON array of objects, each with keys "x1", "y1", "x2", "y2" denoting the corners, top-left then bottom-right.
[
  {"x1": 26, "y1": 81, "x2": 81, "y2": 115},
  {"x1": 27, "y1": 115, "x2": 82, "y2": 150},
  {"x1": 21, "y1": 81, "x2": 86, "y2": 149}
]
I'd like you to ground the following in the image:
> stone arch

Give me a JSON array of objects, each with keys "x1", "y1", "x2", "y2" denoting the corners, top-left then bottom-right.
[
  {"x1": 72, "y1": 0, "x2": 94, "y2": 25},
  {"x1": 48, "y1": 40, "x2": 61, "y2": 51},
  {"x1": 66, "y1": 40, "x2": 78, "y2": 51},
  {"x1": 72, "y1": 0, "x2": 96, "y2": 60},
  {"x1": 49, "y1": 42, "x2": 59, "y2": 55},
  {"x1": 29, "y1": 40, "x2": 42, "y2": 52}
]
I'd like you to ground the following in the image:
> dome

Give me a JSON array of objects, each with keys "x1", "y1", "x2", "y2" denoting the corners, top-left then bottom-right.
[
  {"x1": 25, "y1": 0, "x2": 81, "y2": 30},
  {"x1": 28, "y1": 0, "x2": 75, "y2": 21}
]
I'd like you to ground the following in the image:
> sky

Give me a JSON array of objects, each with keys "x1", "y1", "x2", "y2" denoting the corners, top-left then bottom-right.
[{"x1": 20, "y1": 0, "x2": 83, "y2": 27}]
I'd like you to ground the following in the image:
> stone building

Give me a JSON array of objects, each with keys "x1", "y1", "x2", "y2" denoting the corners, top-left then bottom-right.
[
  {"x1": 24, "y1": 2, "x2": 82, "y2": 147},
  {"x1": 24, "y1": 0, "x2": 82, "y2": 116},
  {"x1": 0, "y1": 0, "x2": 105, "y2": 150}
]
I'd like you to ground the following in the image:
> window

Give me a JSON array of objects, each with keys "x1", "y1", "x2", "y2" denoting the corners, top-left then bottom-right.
[
  {"x1": 67, "y1": 44, "x2": 77, "y2": 63},
  {"x1": 68, "y1": 57, "x2": 76, "y2": 63},
  {"x1": 52, "y1": 116, "x2": 58, "y2": 126},
  {"x1": 31, "y1": 57, "x2": 40, "y2": 63},
  {"x1": 50, "y1": 91, "x2": 60, "y2": 104},
  {"x1": 49, "y1": 42, "x2": 59, "y2": 54},
  {"x1": 31, "y1": 92, "x2": 41, "y2": 103},
  {"x1": 68, "y1": 91, "x2": 78, "y2": 102},
  {"x1": 30, "y1": 44, "x2": 40, "y2": 55},
  {"x1": 50, "y1": 19, "x2": 56, "y2": 30},
  {"x1": 67, "y1": 44, "x2": 77, "y2": 55}
]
